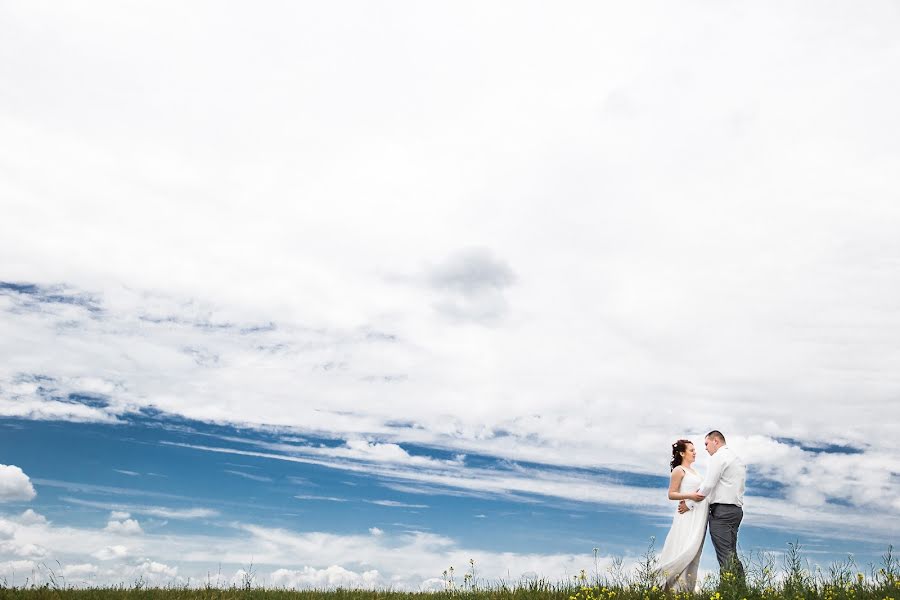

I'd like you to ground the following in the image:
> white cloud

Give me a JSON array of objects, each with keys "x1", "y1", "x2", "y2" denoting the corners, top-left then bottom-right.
[
  {"x1": 425, "y1": 248, "x2": 516, "y2": 323},
  {"x1": 235, "y1": 524, "x2": 618, "y2": 590},
  {"x1": 104, "y1": 517, "x2": 143, "y2": 535},
  {"x1": 8, "y1": 542, "x2": 48, "y2": 559},
  {"x1": 0, "y1": 464, "x2": 36, "y2": 501},
  {"x1": 0, "y1": 398, "x2": 116, "y2": 423},
  {"x1": 0, "y1": 559, "x2": 36, "y2": 581},
  {"x1": 223, "y1": 470, "x2": 273, "y2": 482},
  {"x1": 275, "y1": 438, "x2": 465, "y2": 470},
  {"x1": 367, "y1": 500, "x2": 428, "y2": 509},
  {"x1": 270, "y1": 565, "x2": 382, "y2": 589},
  {"x1": 369, "y1": 527, "x2": 384, "y2": 536},
  {"x1": 17, "y1": 509, "x2": 47, "y2": 525},
  {"x1": 61, "y1": 563, "x2": 99, "y2": 579},
  {"x1": 0, "y1": 518, "x2": 48, "y2": 559},
  {"x1": 0, "y1": 521, "x2": 15, "y2": 539},
  {"x1": 294, "y1": 495, "x2": 348, "y2": 503},
  {"x1": 62, "y1": 497, "x2": 219, "y2": 520},
  {"x1": 31, "y1": 479, "x2": 187, "y2": 500},
  {"x1": 135, "y1": 506, "x2": 217, "y2": 519},
  {"x1": 133, "y1": 559, "x2": 178, "y2": 579},
  {"x1": 92, "y1": 545, "x2": 129, "y2": 560}
]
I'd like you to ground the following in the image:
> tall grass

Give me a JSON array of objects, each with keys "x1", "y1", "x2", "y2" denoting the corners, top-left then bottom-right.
[{"x1": 0, "y1": 543, "x2": 896, "y2": 600}]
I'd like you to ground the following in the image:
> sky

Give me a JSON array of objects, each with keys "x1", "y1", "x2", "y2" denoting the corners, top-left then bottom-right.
[{"x1": 1, "y1": 0, "x2": 899, "y2": 590}]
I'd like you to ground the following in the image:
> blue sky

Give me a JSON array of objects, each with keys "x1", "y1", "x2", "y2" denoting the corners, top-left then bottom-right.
[
  {"x1": 2, "y1": 0, "x2": 900, "y2": 590},
  {"x1": 0, "y1": 403, "x2": 895, "y2": 587}
]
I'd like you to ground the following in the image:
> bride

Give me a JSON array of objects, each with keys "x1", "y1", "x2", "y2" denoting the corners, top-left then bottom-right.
[{"x1": 657, "y1": 439, "x2": 709, "y2": 591}]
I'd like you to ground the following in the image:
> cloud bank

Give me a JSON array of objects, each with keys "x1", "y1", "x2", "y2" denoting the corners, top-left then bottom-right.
[{"x1": 0, "y1": 465, "x2": 36, "y2": 502}]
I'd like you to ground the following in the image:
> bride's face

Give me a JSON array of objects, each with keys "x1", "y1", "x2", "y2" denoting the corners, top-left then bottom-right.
[{"x1": 681, "y1": 443, "x2": 697, "y2": 464}]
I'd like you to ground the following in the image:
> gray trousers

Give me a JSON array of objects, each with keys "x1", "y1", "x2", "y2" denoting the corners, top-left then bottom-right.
[{"x1": 708, "y1": 503, "x2": 745, "y2": 578}]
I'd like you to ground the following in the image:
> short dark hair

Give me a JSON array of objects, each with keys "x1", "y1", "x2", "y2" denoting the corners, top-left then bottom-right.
[{"x1": 706, "y1": 430, "x2": 726, "y2": 443}]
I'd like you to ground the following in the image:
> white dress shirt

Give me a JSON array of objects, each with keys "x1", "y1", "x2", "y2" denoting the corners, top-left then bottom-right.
[{"x1": 697, "y1": 444, "x2": 746, "y2": 507}]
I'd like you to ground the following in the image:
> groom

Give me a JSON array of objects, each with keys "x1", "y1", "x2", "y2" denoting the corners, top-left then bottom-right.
[{"x1": 679, "y1": 430, "x2": 746, "y2": 580}]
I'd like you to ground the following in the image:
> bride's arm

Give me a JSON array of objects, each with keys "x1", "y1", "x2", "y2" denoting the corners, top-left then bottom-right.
[
  {"x1": 668, "y1": 468, "x2": 705, "y2": 502},
  {"x1": 667, "y1": 468, "x2": 687, "y2": 500}
]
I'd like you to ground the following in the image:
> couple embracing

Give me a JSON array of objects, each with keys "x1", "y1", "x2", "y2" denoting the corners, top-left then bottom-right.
[{"x1": 656, "y1": 430, "x2": 747, "y2": 592}]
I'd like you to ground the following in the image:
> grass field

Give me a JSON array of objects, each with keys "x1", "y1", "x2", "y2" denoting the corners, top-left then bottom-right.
[{"x1": 1, "y1": 544, "x2": 896, "y2": 600}]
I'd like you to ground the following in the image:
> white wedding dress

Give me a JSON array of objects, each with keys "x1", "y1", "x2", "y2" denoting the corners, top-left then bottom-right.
[{"x1": 657, "y1": 466, "x2": 709, "y2": 592}]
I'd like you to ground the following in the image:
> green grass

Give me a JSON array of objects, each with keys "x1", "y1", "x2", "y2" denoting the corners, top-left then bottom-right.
[{"x1": 1, "y1": 544, "x2": 896, "y2": 600}]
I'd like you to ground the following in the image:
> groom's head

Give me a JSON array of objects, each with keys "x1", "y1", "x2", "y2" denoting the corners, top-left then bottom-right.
[{"x1": 704, "y1": 430, "x2": 726, "y2": 455}]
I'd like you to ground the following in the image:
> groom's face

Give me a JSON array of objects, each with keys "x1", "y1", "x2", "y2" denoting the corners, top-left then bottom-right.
[{"x1": 704, "y1": 437, "x2": 718, "y2": 455}]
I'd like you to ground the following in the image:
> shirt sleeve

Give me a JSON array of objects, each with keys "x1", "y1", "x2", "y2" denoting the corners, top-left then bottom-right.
[{"x1": 698, "y1": 452, "x2": 726, "y2": 497}]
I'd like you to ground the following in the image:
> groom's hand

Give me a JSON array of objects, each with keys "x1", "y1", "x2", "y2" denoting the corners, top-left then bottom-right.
[{"x1": 677, "y1": 500, "x2": 689, "y2": 514}]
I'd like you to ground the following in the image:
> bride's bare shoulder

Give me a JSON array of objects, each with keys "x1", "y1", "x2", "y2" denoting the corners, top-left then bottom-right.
[{"x1": 669, "y1": 466, "x2": 686, "y2": 481}]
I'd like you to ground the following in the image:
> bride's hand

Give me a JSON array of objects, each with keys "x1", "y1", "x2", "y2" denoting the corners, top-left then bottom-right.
[{"x1": 686, "y1": 492, "x2": 705, "y2": 502}]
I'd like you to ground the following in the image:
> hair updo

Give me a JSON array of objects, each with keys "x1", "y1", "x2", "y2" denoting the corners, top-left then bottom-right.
[{"x1": 670, "y1": 439, "x2": 693, "y2": 471}]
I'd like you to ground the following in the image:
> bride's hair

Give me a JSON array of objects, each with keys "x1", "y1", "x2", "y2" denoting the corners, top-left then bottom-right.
[{"x1": 670, "y1": 439, "x2": 693, "y2": 471}]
